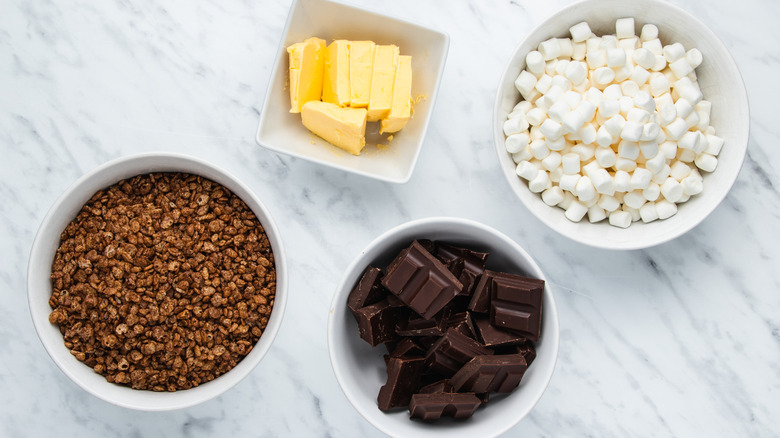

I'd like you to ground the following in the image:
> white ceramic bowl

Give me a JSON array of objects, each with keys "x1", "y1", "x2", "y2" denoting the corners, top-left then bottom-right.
[
  {"x1": 328, "y1": 217, "x2": 559, "y2": 438},
  {"x1": 494, "y1": 0, "x2": 749, "y2": 250},
  {"x1": 27, "y1": 152, "x2": 287, "y2": 411},
  {"x1": 256, "y1": 0, "x2": 450, "y2": 183}
]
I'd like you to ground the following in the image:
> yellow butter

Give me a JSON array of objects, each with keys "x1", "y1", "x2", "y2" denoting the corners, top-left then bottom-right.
[
  {"x1": 347, "y1": 41, "x2": 375, "y2": 108},
  {"x1": 287, "y1": 37, "x2": 326, "y2": 113},
  {"x1": 322, "y1": 40, "x2": 351, "y2": 107},
  {"x1": 367, "y1": 45, "x2": 399, "y2": 122},
  {"x1": 301, "y1": 101, "x2": 368, "y2": 155},
  {"x1": 380, "y1": 55, "x2": 412, "y2": 134}
]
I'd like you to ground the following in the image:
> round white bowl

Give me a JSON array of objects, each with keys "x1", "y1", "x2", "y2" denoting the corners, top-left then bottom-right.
[
  {"x1": 327, "y1": 217, "x2": 559, "y2": 438},
  {"x1": 27, "y1": 152, "x2": 287, "y2": 411},
  {"x1": 494, "y1": 0, "x2": 749, "y2": 250}
]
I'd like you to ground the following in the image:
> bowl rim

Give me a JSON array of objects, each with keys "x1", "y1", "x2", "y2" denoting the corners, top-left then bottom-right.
[
  {"x1": 27, "y1": 151, "x2": 287, "y2": 410},
  {"x1": 492, "y1": 0, "x2": 750, "y2": 250},
  {"x1": 327, "y1": 216, "x2": 559, "y2": 437},
  {"x1": 255, "y1": 0, "x2": 451, "y2": 184}
]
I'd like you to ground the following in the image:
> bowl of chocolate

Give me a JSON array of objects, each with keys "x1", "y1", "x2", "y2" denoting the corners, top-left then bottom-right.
[
  {"x1": 27, "y1": 152, "x2": 287, "y2": 410},
  {"x1": 328, "y1": 217, "x2": 559, "y2": 437}
]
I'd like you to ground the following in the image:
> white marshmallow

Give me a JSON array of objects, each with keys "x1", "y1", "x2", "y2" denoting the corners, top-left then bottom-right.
[
  {"x1": 598, "y1": 99, "x2": 621, "y2": 120},
  {"x1": 526, "y1": 107, "x2": 547, "y2": 126},
  {"x1": 529, "y1": 169, "x2": 551, "y2": 193},
  {"x1": 616, "y1": 17, "x2": 635, "y2": 39},
  {"x1": 578, "y1": 123, "x2": 598, "y2": 145},
  {"x1": 607, "y1": 48, "x2": 627, "y2": 67},
  {"x1": 627, "y1": 107, "x2": 651, "y2": 123},
  {"x1": 515, "y1": 70, "x2": 538, "y2": 98},
  {"x1": 620, "y1": 80, "x2": 640, "y2": 97},
  {"x1": 558, "y1": 38, "x2": 574, "y2": 58},
  {"x1": 588, "y1": 205, "x2": 608, "y2": 223},
  {"x1": 677, "y1": 131, "x2": 701, "y2": 152},
  {"x1": 565, "y1": 199, "x2": 588, "y2": 222},
  {"x1": 630, "y1": 167, "x2": 653, "y2": 190},
  {"x1": 513, "y1": 100, "x2": 533, "y2": 113},
  {"x1": 559, "y1": 173, "x2": 581, "y2": 192},
  {"x1": 564, "y1": 61, "x2": 588, "y2": 85},
  {"x1": 558, "y1": 191, "x2": 576, "y2": 210},
  {"x1": 516, "y1": 160, "x2": 539, "y2": 180},
  {"x1": 545, "y1": 135, "x2": 567, "y2": 151},
  {"x1": 649, "y1": 75, "x2": 670, "y2": 97},
  {"x1": 694, "y1": 153, "x2": 718, "y2": 172},
  {"x1": 615, "y1": 157, "x2": 637, "y2": 172},
  {"x1": 686, "y1": 48, "x2": 703, "y2": 69},
  {"x1": 551, "y1": 74, "x2": 573, "y2": 91},
  {"x1": 674, "y1": 98, "x2": 694, "y2": 119},
  {"x1": 642, "y1": 38, "x2": 663, "y2": 54},
  {"x1": 678, "y1": 148, "x2": 696, "y2": 163},
  {"x1": 645, "y1": 151, "x2": 666, "y2": 174},
  {"x1": 604, "y1": 114, "x2": 626, "y2": 137},
  {"x1": 619, "y1": 95, "x2": 635, "y2": 113},
  {"x1": 651, "y1": 54, "x2": 667, "y2": 71},
  {"x1": 511, "y1": 145, "x2": 533, "y2": 163},
  {"x1": 586, "y1": 50, "x2": 607, "y2": 69},
  {"x1": 581, "y1": 160, "x2": 600, "y2": 178},
  {"x1": 503, "y1": 116, "x2": 529, "y2": 136},
  {"x1": 569, "y1": 22, "x2": 592, "y2": 43},
  {"x1": 561, "y1": 152, "x2": 581, "y2": 175},
  {"x1": 595, "y1": 145, "x2": 618, "y2": 168},
  {"x1": 542, "y1": 151, "x2": 562, "y2": 171},
  {"x1": 655, "y1": 199, "x2": 678, "y2": 219},
  {"x1": 586, "y1": 87, "x2": 605, "y2": 107},
  {"x1": 641, "y1": 123, "x2": 661, "y2": 141},
  {"x1": 652, "y1": 164, "x2": 672, "y2": 183},
  {"x1": 547, "y1": 99, "x2": 571, "y2": 123},
  {"x1": 639, "y1": 202, "x2": 659, "y2": 223},
  {"x1": 704, "y1": 134, "x2": 725, "y2": 156},
  {"x1": 575, "y1": 175, "x2": 597, "y2": 202},
  {"x1": 620, "y1": 121, "x2": 643, "y2": 142},
  {"x1": 599, "y1": 35, "x2": 618, "y2": 50},
  {"x1": 677, "y1": 193, "x2": 691, "y2": 204},
  {"x1": 540, "y1": 119, "x2": 564, "y2": 140},
  {"x1": 609, "y1": 210, "x2": 632, "y2": 228},
  {"x1": 673, "y1": 77, "x2": 703, "y2": 105},
  {"x1": 526, "y1": 51, "x2": 546, "y2": 76},
  {"x1": 530, "y1": 126, "x2": 544, "y2": 141},
  {"x1": 669, "y1": 58, "x2": 694, "y2": 79},
  {"x1": 681, "y1": 174, "x2": 704, "y2": 196},
  {"x1": 596, "y1": 125, "x2": 615, "y2": 147},
  {"x1": 530, "y1": 138, "x2": 551, "y2": 159},
  {"x1": 640, "y1": 24, "x2": 659, "y2": 42},
  {"x1": 665, "y1": 118, "x2": 689, "y2": 140},
  {"x1": 643, "y1": 182, "x2": 661, "y2": 201},
  {"x1": 586, "y1": 37, "x2": 602, "y2": 53},
  {"x1": 535, "y1": 74, "x2": 553, "y2": 94},
  {"x1": 633, "y1": 91, "x2": 655, "y2": 112},
  {"x1": 506, "y1": 133, "x2": 531, "y2": 153},
  {"x1": 550, "y1": 166, "x2": 563, "y2": 183},
  {"x1": 542, "y1": 186, "x2": 565, "y2": 206},
  {"x1": 603, "y1": 84, "x2": 623, "y2": 100},
  {"x1": 630, "y1": 66, "x2": 651, "y2": 86},
  {"x1": 598, "y1": 194, "x2": 621, "y2": 212},
  {"x1": 539, "y1": 38, "x2": 562, "y2": 61},
  {"x1": 657, "y1": 101, "x2": 677, "y2": 127},
  {"x1": 593, "y1": 66, "x2": 615, "y2": 85},
  {"x1": 571, "y1": 144, "x2": 596, "y2": 161},
  {"x1": 619, "y1": 36, "x2": 639, "y2": 51},
  {"x1": 572, "y1": 42, "x2": 587, "y2": 60},
  {"x1": 662, "y1": 42, "x2": 686, "y2": 63},
  {"x1": 632, "y1": 48, "x2": 656, "y2": 69},
  {"x1": 590, "y1": 168, "x2": 615, "y2": 195},
  {"x1": 624, "y1": 190, "x2": 647, "y2": 209},
  {"x1": 614, "y1": 170, "x2": 631, "y2": 192},
  {"x1": 660, "y1": 177, "x2": 683, "y2": 202},
  {"x1": 684, "y1": 111, "x2": 700, "y2": 129},
  {"x1": 639, "y1": 140, "x2": 659, "y2": 159}
]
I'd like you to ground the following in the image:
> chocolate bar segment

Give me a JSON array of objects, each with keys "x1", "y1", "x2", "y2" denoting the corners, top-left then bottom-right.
[
  {"x1": 378, "y1": 356, "x2": 425, "y2": 411},
  {"x1": 425, "y1": 328, "x2": 493, "y2": 376},
  {"x1": 397, "y1": 314, "x2": 445, "y2": 337},
  {"x1": 409, "y1": 393, "x2": 482, "y2": 421},
  {"x1": 468, "y1": 270, "x2": 497, "y2": 313},
  {"x1": 474, "y1": 317, "x2": 528, "y2": 348},
  {"x1": 445, "y1": 311, "x2": 476, "y2": 339},
  {"x1": 450, "y1": 353, "x2": 528, "y2": 393},
  {"x1": 489, "y1": 274, "x2": 544, "y2": 342},
  {"x1": 418, "y1": 379, "x2": 454, "y2": 394},
  {"x1": 348, "y1": 266, "x2": 387, "y2": 313},
  {"x1": 354, "y1": 299, "x2": 407, "y2": 347},
  {"x1": 381, "y1": 241, "x2": 463, "y2": 319},
  {"x1": 434, "y1": 243, "x2": 489, "y2": 296},
  {"x1": 389, "y1": 338, "x2": 425, "y2": 358}
]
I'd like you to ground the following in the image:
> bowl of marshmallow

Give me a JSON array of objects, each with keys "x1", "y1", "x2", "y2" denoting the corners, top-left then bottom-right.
[{"x1": 494, "y1": 0, "x2": 749, "y2": 250}]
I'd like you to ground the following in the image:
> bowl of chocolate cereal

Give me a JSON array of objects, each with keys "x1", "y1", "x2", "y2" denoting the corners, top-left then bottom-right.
[
  {"x1": 27, "y1": 152, "x2": 287, "y2": 410},
  {"x1": 494, "y1": 0, "x2": 749, "y2": 249},
  {"x1": 328, "y1": 217, "x2": 559, "y2": 437}
]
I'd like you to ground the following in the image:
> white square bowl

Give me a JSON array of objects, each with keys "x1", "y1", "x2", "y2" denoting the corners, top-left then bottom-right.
[{"x1": 256, "y1": 0, "x2": 450, "y2": 183}]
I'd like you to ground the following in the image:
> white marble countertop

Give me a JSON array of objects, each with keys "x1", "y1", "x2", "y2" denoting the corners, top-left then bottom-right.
[{"x1": 2, "y1": 0, "x2": 779, "y2": 436}]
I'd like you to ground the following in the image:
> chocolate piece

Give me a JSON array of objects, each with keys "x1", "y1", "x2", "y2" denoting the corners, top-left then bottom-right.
[
  {"x1": 409, "y1": 393, "x2": 482, "y2": 420},
  {"x1": 390, "y1": 338, "x2": 425, "y2": 358},
  {"x1": 378, "y1": 357, "x2": 425, "y2": 411},
  {"x1": 515, "y1": 340, "x2": 537, "y2": 366},
  {"x1": 474, "y1": 317, "x2": 527, "y2": 347},
  {"x1": 434, "y1": 243, "x2": 489, "y2": 296},
  {"x1": 418, "y1": 379, "x2": 454, "y2": 394},
  {"x1": 348, "y1": 266, "x2": 387, "y2": 313},
  {"x1": 425, "y1": 328, "x2": 493, "y2": 376},
  {"x1": 450, "y1": 354, "x2": 528, "y2": 394},
  {"x1": 445, "y1": 311, "x2": 476, "y2": 338},
  {"x1": 397, "y1": 314, "x2": 445, "y2": 337},
  {"x1": 467, "y1": 270, "x2": 497, "y2": 313},
  {"x1": 354, "y1": 299, "x2": 407, "y2": 346},
  {"x1": 476, "y1": 392, "x2": 490, "y2": 404},
  {"x1": 381, "y1": 241, "x2": 463, "y2": 319},
  {"x1": 489, "y1": 274, "x2": 544, "y2": 342}
]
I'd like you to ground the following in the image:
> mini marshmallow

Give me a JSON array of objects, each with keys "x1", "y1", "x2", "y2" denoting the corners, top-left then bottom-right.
[
  {"x1": 677, "y1": 131, "x2": 700, "y2": 151},
  {"x1": 530, "y1": 126, "x2": 544, "y2": 141},
  {"x1": 578, "y1": 123, "x2": 598, "y2": 145},
  {"x1": 564, "y1": 61, "x2": 588, "y2": 85},
  {"x1": 513, "y1": 100, "x2": 533, "y2": 113},
  {"x1": 639, "y1": 140, "x2": 659, "y2": 159},
  {"x1": 603, "y1": 84, "x2": 623, "y2": 100},
  {"x1": 639, "y1": 202, "x2": 659, "y2": 223},
  {"x1": 678, "y1": 148, "x2": 696, "y2": 163},
  {"x1": 633, "y1": 91, "x2": 655, "y2": 112},
  {"x1": 651, "y1": 54, "x2": 667, "y2": 71},
  {"x1": 515, "y1": 70, "x2": 538, "y2": 98},
  {"x1": 586, "y1": 50, "x2": 607, "y2": 69},
  {"x1": 615, "y1": 157, "x2": 637, "y2": 172},
  {"x1": 620, "y1": 122, "x2": 643, "y2": 142},
  {"x1": 539, "y1": 38, "x2": 562, "y2": 61},
  {"x1": 511, "y1": 146, "x2": 533, "y2": 163},
  {"x1": 569, "y1": 22, "x2": 592, "y2": 42},
  {"x1": 657, "y1": 101, "x2": 677, "y2": 127},
  {"x1": 571, "y1": 144, "x2": 596, "y2": 161},
  {"x1": 542, "y1": 151, "x2": 562, "y2": 171},
  {"x1": 673, "y1": 77, "x2": 703, "y2": 105},
  {"x1": 547, "y1": 99, "x2": 571, "y2": 123},
  {"x1": 526, "y1": 107, "x2": 547, "y2": 126},
  {"x1": 598, "y1": 194, "x2": 621, "y2": 212},
  {"x1": 551, "y1": 74, "x2": 573, "y2": 92},
  {"x1": 607, "y1": 48, "x2": 627, "y2": 67},
  {"x1": 558, "y1": 191, "x2": 576, "y2": 210},
  {"x1": 586, "y1": 87, "x2": 605, "y2": 107},
  {"x1": 598, "y1": 99, "x2": 621, "y2": 120},
  {"x1": 649, "y1": 75, "x2": 671, "y2": 97},
  {"x1": 596, "y1": 125, "x2": 615, "y2": 147},
  {"x1": 692, "y1": 131, "x2": 708, "y2": 154},
  {"x1": 542, "y1": 186, "x2": 565, "y2": 206},
  {"x1": 627, "y1": 107, "x2": 651, "y2": 123},
  {"x1": 540, "y1": 118, "x2": 564, "y2": 140},
  {"x1": 681, "y1": 175, "x2": 704, "y2": 196},
  {"x1": 535, "y1": 74, "x2": 553, "y2": 94},
  {"x1": 562, "y1": 90, "x2": 582, "y2": 109},
  {"x1": 685, "y1": 111, "x2": 700, "y2": 129},
  {"x1": 619, "y1": 95, "x2": 635, "y2": 114},
  {"x1": 632, "y1": 48, "x2": 656, "y2": 69},
  {"x1": 559, "y1": 173, "x2": 581, "y2": 192},
  {"x1": 640, "y1": 24, "x2": 659, "y2": 42},
  {"x1": 686, "y1": 48, "x2": 703, "y2": 69},
  {"x1": 582, "y1": 160, "x2": 601, "y2": 178},
  {"x1": 590, "y1": 168, "x2": 615, "y2": 195},
  {"x1": 674, "y1": 98, "x2": 694, "y2": 120},
  {"x1": 575, "y1": 175, "x2": 597, "y2": 202},
  {"x1": 526, "y1": 51, "x2": 546, "y2": 76},
  {"x1": 529, "y1": 169, "x2": 551, "y2": 193},
  {"x1": 677, "y1": 193, "x2": 691, "y2": 204},
  {"x1": 503, "y1": 116, "x2": 529, "y2": 136},
  {"x1": 630, "y1": 66, "x2": 651, "y2": 86},
  {"x1": 624, "y1": 205, "x2": 641, "y2": 222},
  {"x1": 599, "y1": 35, "x2": 619, "y2": 50},
  {"x1": 615, "y1": 66, "x2": 634, "y2": 83},
  {"x1": 572, "y1": 42, "x2": 587, "y2": 60},
  {"x1": 660, "y1": 177, "x2": 683, "y2": 202},
  {"x1": 662, "y1": 42, "x2": 686, "y2": 63},
  {"x1": 655, "y1": 199, "x2": 678, "y2": 219},
  {"x1": 623, "y1": 190, "x2": 647, "y2": 209},
  {"x1": 604, "y1": 114, "x2": 626, "y2": 137},
  {"x1": 515, "y1": 160, "x2": 540, "y2": 180},
  {"x1": 652, "y1": 164, "x2": 672, "y2": 183},
  {"x1": 609, "y1": 210, "x2": 632, "y2": 228},
  {"x1": 593, "y1": 66, "x2": 616, "y2": 85},
  {"x1": 545, "y1": 135, "x2": 567, "y2": 151},
  {"x1": 530, "y1": 138, "x2": 551, "y2": 159},
  {"x1": 642, "y1": 38, "x2": 663, "y2": 54},
  {"x1": 505, "y1": 133, "x2": 531, "y2": 153},
  {"x1": 618, "y1": 36, "x2": 639, "y2": 51},
  {"x1": 550, "y1": 166, "x2": 563, "y2": 183},
  {"x1": 615, "y1": 17, "x2": 635, "y2": 39},
  {"x1": 665, "y1": 118, "x2": 689, "y2": 140},
  {"x1": 620, "y1": 80, "x2": 640, "y2": 97},
  {"x1": 561, "y1": 152, "x2": 581, "y2": 175},
  {"x1": 645, "y1": 151, "x2": 666, "y2": 174},
  {"x1": 643, "y1": 182, "x2": 661, "y2": 201},
  {"x1": 594, "y1": 147, "x2": 617, "y2": 168},
  {"x1": 630, "y1": 167, "x2": 653, "y2": 190},
  {"x1": 565, "y1": 199, "x2": 588, "y2": 222},
  {"x1": 641, "y1": 123, "x2": 661, "y2": 141},
  {"x1": 669, "y1": 58, "x2": 694, "y2": 79},
  {"x1": 588, "y1": 205, "x2": 608, "y2": 223},
  {"x1": 704, "y1": 134, "x2": 725, "y2": 156},
  {"x1": 694, "y1": 153, "x2": 718, "y2": 172},
  {"x1": 614, "y1": 170, "x2": 631, "y2": 192}
]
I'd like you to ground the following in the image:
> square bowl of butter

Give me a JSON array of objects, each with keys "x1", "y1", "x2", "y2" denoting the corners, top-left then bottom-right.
[{"x1": 256, "y1": 0, "x2": 450, "y2": 183}]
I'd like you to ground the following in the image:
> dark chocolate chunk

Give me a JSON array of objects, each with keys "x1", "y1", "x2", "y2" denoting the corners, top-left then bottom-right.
[
  {"x1": 489, "y1": 274, "x2": 544, "y2": 342},
  {"x1": 378, "y1": 357, "x2": 425, "y2": 411},
  {"x1": 450, "y1": 354, "x2": 528, "y2": 394},
  {"x1": 425, "y1": 328, "x2": 493, "y2": 376},
  {"x1": 467, "y1": 270, "x2": 497, "y2": 313},
  {"x1": 354, "y1": 299, "x2": 407, "y2": 347},
  {"x1": 476, "y1": 392, "x2": 490, "y2": 404},
  {"x1": 434, "y1": 242, "x2": 489, "y2": 296},
  {"x1": 397, "y1": 314, "x2": 445, "y2": 337},
  {"x1": 381, "y1": 241, "x2": 463, "y2": 319},
  {"x1": 390, "y1": 338, "x2": 425, "y2": 358},
  {"x1": 445, "y1": 311, "x2": 476, "y2": 338},
  {"x1": 474, "y1": 317, "x2": 528, "y2": 347},
  {"x1": 347, "y1": 266, "x2": 387, "y2": 313},
  {"x1": 409, "y1": 393, "x2": 482, "y2": 420},
  {"x1": 418, "y1": 379, "x2": 454, "y2": 394}
]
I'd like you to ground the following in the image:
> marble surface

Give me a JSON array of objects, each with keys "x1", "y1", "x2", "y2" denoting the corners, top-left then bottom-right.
[{"x1": 2, "y1": 0, "x2": 779, "y2": 436}]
